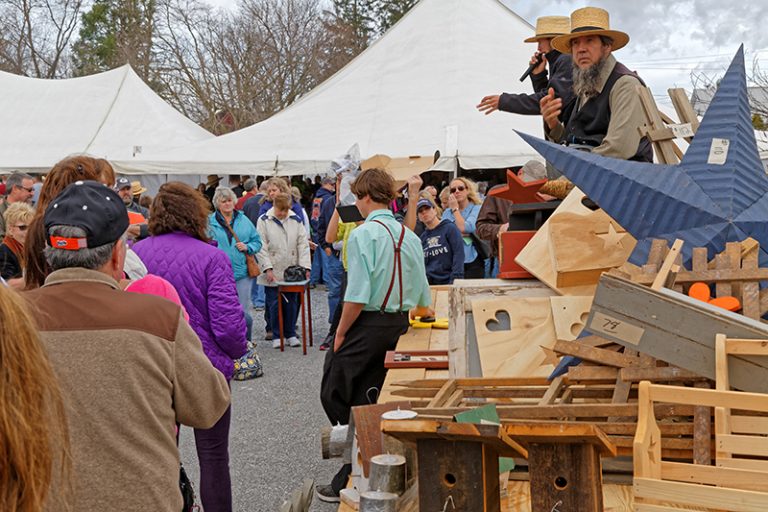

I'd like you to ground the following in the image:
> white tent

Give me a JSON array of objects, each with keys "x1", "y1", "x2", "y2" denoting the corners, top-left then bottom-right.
[
  {"x1": 0, "y1": 65, "x2": 213, "y2": 173},
  {"x1": 113, "y1": 0, "x2": 546, "y2": 176}
]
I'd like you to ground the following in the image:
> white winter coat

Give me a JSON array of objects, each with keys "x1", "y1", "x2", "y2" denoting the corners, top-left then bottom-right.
[{"x1": 256, "y1": 208, "x2": 311, "y2": 286}]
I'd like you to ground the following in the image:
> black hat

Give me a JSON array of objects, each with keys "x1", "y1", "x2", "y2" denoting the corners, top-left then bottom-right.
[{"x1": 44, "y1": 180, "x2": 129, "y2": 250}]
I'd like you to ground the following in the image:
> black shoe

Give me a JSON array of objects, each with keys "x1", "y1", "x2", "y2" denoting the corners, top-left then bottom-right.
[{"x1": 315, "y1": 484, "x2": 340, "y2": 503}]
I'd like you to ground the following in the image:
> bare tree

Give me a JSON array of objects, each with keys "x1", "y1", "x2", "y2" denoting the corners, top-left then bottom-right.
[
  {"x1": 154, "y1": 0, "x2": 351, "y2": 133},
  {"x1": 0, "y1": 0, "x2": 83, "y2": 77}
]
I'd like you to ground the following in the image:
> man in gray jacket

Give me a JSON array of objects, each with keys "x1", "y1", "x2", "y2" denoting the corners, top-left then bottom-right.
[{"x1": 24, "y1": 180, "x2": 230, "y2": 511}]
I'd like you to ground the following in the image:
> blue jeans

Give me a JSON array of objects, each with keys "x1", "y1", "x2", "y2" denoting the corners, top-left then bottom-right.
[
  {"x1": 310, "y1": 248, "x2": 325, "y2": 285},
  {"x1": 265, "y1": 286, "x2": 299, "y2": 339},
  {"x1": 325, "y1": 253, "x2": 345, "y2": 324},
  {"x1": 250, "y1": 279, "x2": 265, "y2": 308},
  {"x1": 235, "y1": 277, "x2": 253, "y2": 342}
]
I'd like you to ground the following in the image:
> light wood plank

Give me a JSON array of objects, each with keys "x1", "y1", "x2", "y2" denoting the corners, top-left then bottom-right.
[
  {"x1": 634, "y1": 477, "x2": 768, "y2": 511},
  {"x1": 661, "y1": 461, "x2": 768, "y2": 492},
  {"x1": 718, "y1": 434, "x2": 768, "y2": 458}
]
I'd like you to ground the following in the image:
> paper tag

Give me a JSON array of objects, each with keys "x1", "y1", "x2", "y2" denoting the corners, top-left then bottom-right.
[
  {"x1": 708, "y1": 138, "x2": 730, "y2": 165},
  {"x1": 589, "y1": 311, "x2": 645, "y2": 345},
  {"x1": 670, "y1": 123, "x2": 694, "y2": 139}
]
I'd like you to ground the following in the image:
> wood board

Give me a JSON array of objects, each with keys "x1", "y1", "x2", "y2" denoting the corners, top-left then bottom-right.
[
  {"x1": 549, "y1": 210, "x2": 636, "y2": 288},
  {"x1": 473, "y1": 297, "x2": 556, "y2": 378},
  {"x1": 514, "y1": 188, "x2": 634, "y2": 295},
  {"x1": 588, "y1": 274, "x2": 768, "y2": 393}
]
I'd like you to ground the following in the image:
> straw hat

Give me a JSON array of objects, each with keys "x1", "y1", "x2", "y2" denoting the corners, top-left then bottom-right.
[
  {"x1": 551, "y1": 7, "x2": 629, "y2": 54},
  {"x1": 206, "y1": 174, "x2": 221, "y2": 187},
  {"x1": 130, "y1": 181, "x2": 147, "y2": 195},
  {"x1": 524, "y1": 16, "x2": 571, "y2": 43}
]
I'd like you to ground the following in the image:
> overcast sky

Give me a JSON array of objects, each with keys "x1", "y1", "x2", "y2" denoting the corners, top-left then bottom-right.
[
  {"x1": 500, "y1": 0, "x2": 768, "y2": 108},
  {"x1": 202, "y1": 0, "x2": 768, "y2": 109}
]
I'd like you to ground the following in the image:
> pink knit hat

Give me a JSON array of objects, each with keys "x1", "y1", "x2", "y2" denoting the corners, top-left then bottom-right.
[{"x1": 125, "y1": 274, "x2": 189, "y2": 321}]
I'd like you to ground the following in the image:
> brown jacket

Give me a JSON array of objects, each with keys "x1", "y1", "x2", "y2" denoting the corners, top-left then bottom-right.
[
  {"x1": 475, "y1": 186, "x2": 513, "y2": 258},
  {"x1": 24, "y1": 268, "x2": 230, "y2": 512}
]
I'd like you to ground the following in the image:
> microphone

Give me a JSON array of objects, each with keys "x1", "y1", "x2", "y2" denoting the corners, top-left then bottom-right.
[{"x1": 519, "y1": 53, "x2": 544, "y2": 82}]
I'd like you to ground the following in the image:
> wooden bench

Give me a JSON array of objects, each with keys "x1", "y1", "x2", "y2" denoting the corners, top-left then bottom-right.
[{"x1": 633, "y1": 382, "x2": 768, "y2": 511}]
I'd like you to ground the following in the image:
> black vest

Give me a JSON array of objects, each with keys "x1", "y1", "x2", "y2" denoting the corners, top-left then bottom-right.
[{"x1": 562, "y1": 61, "x2": 653, "y2": 162}]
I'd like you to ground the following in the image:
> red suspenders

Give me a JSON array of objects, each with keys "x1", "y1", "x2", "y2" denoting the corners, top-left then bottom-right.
[{"x1": 371, "y1": 219, "x2": 406, "y2": 313}]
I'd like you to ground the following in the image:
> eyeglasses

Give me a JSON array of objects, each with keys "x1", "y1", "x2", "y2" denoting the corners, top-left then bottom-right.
[
  {"x1": 450, "y1": 186, "x2": 466, "y2": 193},
  {"x1": 14, "y1": 224, "x2": 28, "y2": 231},
  {"x1": 18, "y1": 186, "x2": 34, "y2": 193}
]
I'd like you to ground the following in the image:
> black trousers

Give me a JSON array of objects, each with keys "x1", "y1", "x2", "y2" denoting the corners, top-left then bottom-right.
[
  {"x1": 320, "y1": 310, "x2": 409, "y2": 493},
  {"x1": 464, "y1": 256, "x2": 485, "y2": 279}
]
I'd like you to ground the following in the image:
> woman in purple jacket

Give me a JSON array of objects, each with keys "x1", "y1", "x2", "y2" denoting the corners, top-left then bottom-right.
[{"x1": 133, "y1": 182, "x2": 246, "y2": 512}]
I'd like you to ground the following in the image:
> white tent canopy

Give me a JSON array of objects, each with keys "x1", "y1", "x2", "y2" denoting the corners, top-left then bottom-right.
[
  {"x1": 114, "y1": 0, "x2": 546, "y2": 176},
  {"x1": 0, "y1": 65, "x2": 213, "y2": 173}
]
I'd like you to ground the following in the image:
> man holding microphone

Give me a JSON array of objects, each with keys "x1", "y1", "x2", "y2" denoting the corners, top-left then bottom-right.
[{"x1": 477, "y1": 15, "x2": 574, "y2": 116}]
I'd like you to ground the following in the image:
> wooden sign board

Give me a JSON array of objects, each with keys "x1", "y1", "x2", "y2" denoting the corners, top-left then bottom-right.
[{"x1": 588, "y1": 274, "x2": 768, "y2": 393}]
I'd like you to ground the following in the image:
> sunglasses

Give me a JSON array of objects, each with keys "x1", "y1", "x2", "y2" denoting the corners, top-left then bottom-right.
[
  {"x1": 14, "y1": 224, "x2": 28, "y2": 231},
  {"x1": 18, "y1": 186, "x2": 34, "y2": 193},
  {"x1": 450, "y1": 186, "x2": 466, "y2": 193}
]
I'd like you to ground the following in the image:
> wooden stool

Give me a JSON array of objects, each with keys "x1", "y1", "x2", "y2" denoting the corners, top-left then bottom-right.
[
  {"x1": 504, "y1": 422, "x2": 616, "y2": 512},
  {"x1": 276, "y1": 280, "x2": 313, "y2": 355},
  {"x1": 382, "y1": 419, "x2": 526, "y2": 512}
]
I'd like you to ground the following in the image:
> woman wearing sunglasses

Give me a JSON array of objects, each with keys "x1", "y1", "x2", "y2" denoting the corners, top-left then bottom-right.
[
  {"x1": 442, "y1": 177, "x2": 485, "y2": 278},
  {"x1": 0, "y1": 202, "x2": 33, "y2": 288}
]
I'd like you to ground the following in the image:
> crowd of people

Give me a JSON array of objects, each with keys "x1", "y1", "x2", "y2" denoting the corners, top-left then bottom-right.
[{"x1": 0, "y1": 4, "x2": 655, "y2": 509}]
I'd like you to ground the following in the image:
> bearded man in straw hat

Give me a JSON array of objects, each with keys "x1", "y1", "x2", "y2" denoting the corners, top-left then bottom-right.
[
  {"x1": 540, "y1": 7, "x2": 653, "y2": 162},
  {"x1": 477, "y1": 16, "x2": 574, "y2": 116}
]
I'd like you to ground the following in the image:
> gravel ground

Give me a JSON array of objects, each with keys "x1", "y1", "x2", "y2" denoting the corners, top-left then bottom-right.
[{"x1": 179, "y1": 286, "x2": 342, "y2": 511}]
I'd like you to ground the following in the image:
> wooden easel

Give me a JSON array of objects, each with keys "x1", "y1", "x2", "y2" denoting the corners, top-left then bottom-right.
[{"x1": 637, "y1": 86, "x2": 701, "y2": 164}]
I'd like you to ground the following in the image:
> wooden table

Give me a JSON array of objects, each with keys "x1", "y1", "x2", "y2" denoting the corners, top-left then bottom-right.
[{"x1": 276, "y1": 280, "x2": 313, "y2": 354}]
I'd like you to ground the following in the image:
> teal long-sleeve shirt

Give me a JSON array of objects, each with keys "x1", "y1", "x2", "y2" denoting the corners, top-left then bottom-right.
[
  {"x1": 344, "y1": 209, "x2": 431, "y2": 313},
  {"x1": 208, "y1": 211, "x2": 262, "y2": 281}
]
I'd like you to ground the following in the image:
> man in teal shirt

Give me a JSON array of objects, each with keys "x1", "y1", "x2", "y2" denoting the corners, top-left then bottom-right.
[{"x1": 318, "y1": 168, "x2": 433, "y2": 502}]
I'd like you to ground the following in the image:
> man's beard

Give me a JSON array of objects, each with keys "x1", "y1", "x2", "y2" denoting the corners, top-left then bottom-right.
[{"x1": 573, "y1": 55, "x2": 609, "y2": 99}]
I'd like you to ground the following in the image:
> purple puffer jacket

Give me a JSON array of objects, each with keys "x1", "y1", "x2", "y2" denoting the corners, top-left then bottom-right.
[{"x1": 133, "y1": 232, "x2": 247, "y2": 379}]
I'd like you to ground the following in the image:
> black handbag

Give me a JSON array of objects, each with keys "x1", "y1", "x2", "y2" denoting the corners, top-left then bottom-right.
[
  {"x1": 180, "y1": 464, "x2": 196, "y2": 511},
  {"x1": 283, "y1": 265, "x2": 307, "y2": 282}
]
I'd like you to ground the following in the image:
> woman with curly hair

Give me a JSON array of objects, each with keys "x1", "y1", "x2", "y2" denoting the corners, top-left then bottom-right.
[
  {"x1": 0, "y1": 284, "x2": 70, "y2": 512},
  {"x1": 133, "y1": 182, "x2": 246, "y2": 512},
  {"x1": 441, "y1": 176, "x2": 485, "y2": 278},
  {"x1": 23, "y1": 156, "x2": 112, "y2": 289}
]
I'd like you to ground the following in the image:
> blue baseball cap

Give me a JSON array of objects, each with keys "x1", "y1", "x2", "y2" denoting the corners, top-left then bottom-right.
[{"x1": 416, "y1": 198, "x2": 434, "y2": 210}]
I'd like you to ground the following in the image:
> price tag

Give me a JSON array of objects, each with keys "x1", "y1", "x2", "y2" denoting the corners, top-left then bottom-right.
[
  {"x1": 588, "y1": 311, "x2": 645, "y2": 345},
  {"x1": 669, "y1": 123, "x2": 694, "y2": 139},
  {"x1": 708, "y1": 138, "x2": 730, "y2": 165}
]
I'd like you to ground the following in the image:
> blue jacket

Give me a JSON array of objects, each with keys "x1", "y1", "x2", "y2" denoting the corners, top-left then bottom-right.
[
  {"x1": 420, "y1": 220, "x2": 465, "y2": 285},
  {"x1": 242, "y1": 193, "x2": 265, "y2": 226},
  {"x1": 310, "y1": 187, "x2": 335, "y2": 245},
  {"x1": 207, "y1": 210, "x2": 262, "y2": 281}
]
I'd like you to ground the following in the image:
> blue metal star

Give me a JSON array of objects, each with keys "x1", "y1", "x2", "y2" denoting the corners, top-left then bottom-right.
[{"x1": 517, "y1": 45, "x2": 768, "y2": 267}]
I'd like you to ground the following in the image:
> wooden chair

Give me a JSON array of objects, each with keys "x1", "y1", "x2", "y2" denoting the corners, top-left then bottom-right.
[
  {"x1": 715, "y1": 334, "x2": 768, "y2": 471},
  {"x1": 633, "y1": 382, "x2": 768, "y2": 511}
]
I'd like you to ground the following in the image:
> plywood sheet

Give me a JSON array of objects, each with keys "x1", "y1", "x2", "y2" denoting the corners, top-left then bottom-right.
[
  {"x1": 549, "y1": 211, "x2": 635, "y2": 288},
  {"x1": 551, "y1": 296, "x2": 594, "y2": 341},
  {"x1": 514, "y1": 188, "x2": 632, "y2": 295},
  {"x1": 472, "y1": 297, "x2": 556, "y2": 378}
]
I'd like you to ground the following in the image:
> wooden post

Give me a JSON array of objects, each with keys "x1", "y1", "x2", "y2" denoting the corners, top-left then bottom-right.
[
  {"x1": 359, "y1": 491, "x2": 398, "y2": 512},
  {"x1": 368, "y1": 454, "x2": 406, "y2": 495}
]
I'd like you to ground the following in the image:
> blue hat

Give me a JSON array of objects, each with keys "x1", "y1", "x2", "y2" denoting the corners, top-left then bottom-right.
[{"x1": 416, "y1": 198, "x2": 434, "y2": 210}]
